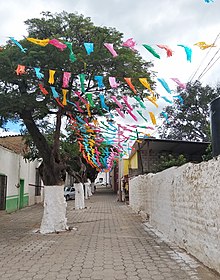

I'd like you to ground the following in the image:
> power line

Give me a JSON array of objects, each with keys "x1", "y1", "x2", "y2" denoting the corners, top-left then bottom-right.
[
  {"x1": 188, "y1": 32, "x2": 220, "y2": 83},
  {"x1": 188, "y1": 46, "x2": 213, "y2": 82},
  {"x1": 197, "y1": 52, "x2": 220, "y2": 81}
]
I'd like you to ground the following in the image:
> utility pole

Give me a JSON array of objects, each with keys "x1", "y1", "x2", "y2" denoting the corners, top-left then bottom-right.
[{"x1": 136, "y1": 129, "x2": 144, "y2": 174}]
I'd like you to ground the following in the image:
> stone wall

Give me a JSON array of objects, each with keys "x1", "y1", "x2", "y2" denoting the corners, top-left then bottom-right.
[{"x1": 129, "y1": 158, "x2": 220, "y2": 274}]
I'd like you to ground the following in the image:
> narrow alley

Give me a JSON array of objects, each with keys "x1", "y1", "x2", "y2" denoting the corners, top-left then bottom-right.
[{"x1": 0, "y1": 187, "x2": 219, "y2": 280}]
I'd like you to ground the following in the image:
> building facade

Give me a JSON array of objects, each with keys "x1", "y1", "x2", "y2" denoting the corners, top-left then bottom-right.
[
  {"x1": 129, "y1": 138, "x2": 210, "y2": 177},
  {"x1": 0, "y1": 136, "x2": 43, "y2": 213}
]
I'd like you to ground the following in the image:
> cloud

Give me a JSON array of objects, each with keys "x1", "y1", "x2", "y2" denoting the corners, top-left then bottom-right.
[
  {"x1": 0, "y1": 128, "x2": 20, "y2": 137},
  {"x1": 1, "y1": 0, "x2": 219, "y2": 85},
  {"x1": 0, "y1": 0, "x2": 219, "y2": 133},
  {"x1": 0, "y1": 0, "x2": 220, "y2": 136}
]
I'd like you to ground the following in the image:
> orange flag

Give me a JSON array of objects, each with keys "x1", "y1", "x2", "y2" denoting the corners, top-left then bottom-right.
[{"x1": 124, "y1": 78, "x2": 137, "y2": 94}]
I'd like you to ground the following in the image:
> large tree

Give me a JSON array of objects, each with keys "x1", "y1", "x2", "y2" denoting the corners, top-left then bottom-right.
[
  {"x1": 0, "y1": 11, "x2": 154, "y2": 233},
  {"x1": 158, "y1": 81, "x2": 220, "y2": 142}
]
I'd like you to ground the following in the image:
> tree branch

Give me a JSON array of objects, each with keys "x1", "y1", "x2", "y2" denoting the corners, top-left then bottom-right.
[
  {"x1": 52, "y1": 107, "x2": 62, "y2": 162},
  {"x1": 20, "y1": 110, "x2": 52, "y2": 163}
]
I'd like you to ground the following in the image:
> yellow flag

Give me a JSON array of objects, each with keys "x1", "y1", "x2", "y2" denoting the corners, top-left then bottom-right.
[
  {"x1": 62, "y1": 89, "x2": 68, "y2": 106},
  {"x1": 86, "y1": 103, "x2": 91, "y2": 117},
  {"x1": 48, "y1": 70, "x2": 56, "y2": 84},
  {"x1": 27, "y1": 38, "x2": 50, "y2": 47},
  {"x1": 139, "y1": 78, "x2": 154, "y2": 94},
  {"x1": 149, "y1": 112, "x2": 156, "y2": 125},
  {"x1": 194, "y1": 41, "x2": 216, "y2": 50},
  {"x1": 146, "y1": 96, "x2": 158, "y2": 108},
  {"x1": 93, "y1": 119, "x2": 99, "y2": 126},
  {"x1": 87, "y1": 153, "x2": 91, "y2": 162}
]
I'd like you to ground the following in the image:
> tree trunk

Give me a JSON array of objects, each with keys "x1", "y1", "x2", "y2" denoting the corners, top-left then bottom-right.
[
  {"x1": 85, "y1": 182, "x2": 88, "y2": 199},
  {"x1": 85, "y1": 181, "x2": 92, "y2": 198},
  {"x1": 75, "y1": 183, "x2": 85, "y2": 209},
  {"x1": 40, "y1": 185, "x2": 68, "y2": 234},
  {"x1": 21, "y1": 109, "x2": 68, "y2": 233},
  {"x1": 91, "y1": 182, "x2": 95, "y2": 194},
  {"x1": 88, "y1": 183, "x2": 92, "y2": 197}
]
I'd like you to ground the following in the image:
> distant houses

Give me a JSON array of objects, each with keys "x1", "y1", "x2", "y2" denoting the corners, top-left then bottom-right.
[
  {"x1": 128, "y1": 138, "x2": 210, "y2": 177},
  {"x1": 109, "y1": 138, "x2": 210, "y2": 200}
]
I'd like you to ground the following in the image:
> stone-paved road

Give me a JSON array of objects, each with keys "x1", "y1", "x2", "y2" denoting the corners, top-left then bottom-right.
[{"x1": 0, "y1": 187, "x2": 219, "y2": 280}]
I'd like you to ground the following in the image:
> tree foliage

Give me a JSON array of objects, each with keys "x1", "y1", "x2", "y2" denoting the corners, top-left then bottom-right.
[
  {"x1": 0, "y1": 11, "x2": 154, "y2": 185},
  {"x1": 158, "y1": 81, "x2": 220, "y2": 142},
  {"x1": 154, "y1": 154, "x2": 187, "y2": 173},
  {"x1": 202, "y1": 143, "x2": 212, "y2": 161}
]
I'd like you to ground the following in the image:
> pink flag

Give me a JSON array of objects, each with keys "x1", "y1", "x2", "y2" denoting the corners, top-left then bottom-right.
[
  {"x1": 127, "y1": 110, "x2": 138, "y2": 121},
  {"x1": 109, "y1": 77, "x2": 120, "y2": 88},
  {"x1": 104, "y1": 43, "x2": 118, "y2": 57},
  {"x1": 122, "y1": 38, "x2": 137, "y2": 52},
  {"x1": 116, "y1": 108, "x2": 125, "y2": 118},
  {"x1": 122, "y1": 96, "x2": 133, "y2": 111},
  {"x1": 74, "y1": 91, "x2": 87, "y2": 104},
  {"x1": 49, "y1": 39, "x2": 67, "y2": 50},
  {"x1": 157, "y1": 44, "x2": 173, "y2": 57},
  {"x1": 111, "y1": 96, "x2": 123, "y2": 109},
  {"x1": 170, "y1": 78, "x2": 186, "y2": 89},
  {"x1": 75, "y1": 101, "x2": 84, "y2": 113},
  {"x1": 62, "y1": 72, "x2": 71, "y2": 88}
]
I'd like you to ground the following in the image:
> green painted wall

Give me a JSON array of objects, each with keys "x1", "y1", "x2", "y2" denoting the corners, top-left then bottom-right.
[
  {"x1": 6, "y1": 195, "x2": 18, "y2": 213},
  {"x1": 23, "y1": 194, "x2": 29, "y2": 207},
  {"x1": 6, "y1": 194, "x2": 29, "y2": 213}
]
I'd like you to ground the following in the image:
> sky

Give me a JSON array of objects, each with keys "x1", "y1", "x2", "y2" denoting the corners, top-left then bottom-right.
[{"x1": 0, "y1": 0, "x2": 220, "y2": 136}]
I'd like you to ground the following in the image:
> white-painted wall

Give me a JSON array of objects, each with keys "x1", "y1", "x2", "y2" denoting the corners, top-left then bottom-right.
[
  {"x1": 0, "y1": 145, "x2": 43, "y2": 206},
  {"x1": 129, "y1": 157, "x2": 220, "y2": 274}
]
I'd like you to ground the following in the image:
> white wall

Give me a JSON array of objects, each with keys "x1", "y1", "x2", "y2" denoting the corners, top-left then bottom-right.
[
  {"x1": 129, "y1": 158, "x2": 220, "y2": 274},
  {"x1": 20, "y1": 159, "x2": 42, "y2": 205},
  {"x1": 0, "y1": 145, "x2": 43, "y2": 205},
  {"x1": 0, "y1": 146, "x2": 20, "y2": 197}
]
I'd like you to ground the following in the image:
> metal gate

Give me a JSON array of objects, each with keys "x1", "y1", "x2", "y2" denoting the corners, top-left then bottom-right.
[
  {"x1": 19, "y1": 179, "x2": 24, "y2": 209},
  {"x1": 0, "y1": 175, "x2": 7, "y2": 210}
]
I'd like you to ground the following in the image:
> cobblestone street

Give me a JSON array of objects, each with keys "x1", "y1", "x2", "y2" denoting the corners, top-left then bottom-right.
[{"x1": 0, "y1": 187, "x2": 219, "y2": 280}]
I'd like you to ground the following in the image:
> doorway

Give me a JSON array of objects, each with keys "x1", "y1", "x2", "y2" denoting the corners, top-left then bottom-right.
[
  {"x1": 0, "y1": 174, "x2": 7, "y2": 210},
  {"x1": 19, "y1": 179, "x2": 24, "y2": 209}
]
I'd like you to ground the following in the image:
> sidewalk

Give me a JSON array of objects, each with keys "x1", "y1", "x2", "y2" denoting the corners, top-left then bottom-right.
[{"x1": 0, "y1": 187, "x2": 219, "y2": 280}]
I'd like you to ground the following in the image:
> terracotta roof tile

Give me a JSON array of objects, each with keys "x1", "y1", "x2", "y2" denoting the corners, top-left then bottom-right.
[{"x1": 0, "y1": 135, "x2": 28, "y2": 154}]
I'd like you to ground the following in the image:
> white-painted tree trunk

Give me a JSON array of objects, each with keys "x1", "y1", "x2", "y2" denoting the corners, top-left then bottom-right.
[
  {"x1": 84, "y1": 182, "x2": 92, "y2": 198},
  {"x1": 75, "y1": 183, "x2": 85, "y2": 209},
  {"x1": 40, "y1": 185, "x2": 68, "y2": 234},
  {"x1": 87, "y1": 183, "x2": 92, "y2": 197},
  {"x1": 84, "y1": 183, "x2": 88, "y2": 199},
  {"x1": 91, "y1": 182, "x2": 95, "y2": 193}
]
